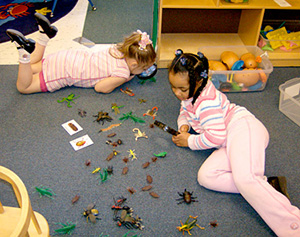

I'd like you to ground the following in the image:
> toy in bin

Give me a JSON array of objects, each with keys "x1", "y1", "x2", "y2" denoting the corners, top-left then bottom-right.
[{"x1": 200, "y1": 46, "x2": 273, "y2": 92}]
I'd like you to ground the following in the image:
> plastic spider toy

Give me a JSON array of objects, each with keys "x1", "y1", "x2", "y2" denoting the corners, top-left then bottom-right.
[
  {"x1": 93, "y1": 111, "x2": 113, "y2": 125},
  {"x1": 176, "y1": 189, "x2": 198, "y2": 204}
]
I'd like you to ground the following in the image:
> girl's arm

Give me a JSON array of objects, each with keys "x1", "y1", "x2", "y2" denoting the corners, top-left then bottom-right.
[
  {"x1": 188, "y1": 103, "x2": 226, "y2": 150},
  {"x1": 94, "y1": 77, "x2": 127, "y2": 93}
]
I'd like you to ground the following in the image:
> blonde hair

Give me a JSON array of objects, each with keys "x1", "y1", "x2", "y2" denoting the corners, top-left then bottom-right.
[{"x1": 111, "y1": 31, "x2": 156, "y2": 66}]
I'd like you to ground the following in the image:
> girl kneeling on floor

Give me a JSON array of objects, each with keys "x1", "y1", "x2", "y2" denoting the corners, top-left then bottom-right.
[{"x1": 169, "y1": 49, "x2": 300, "y2": 236}]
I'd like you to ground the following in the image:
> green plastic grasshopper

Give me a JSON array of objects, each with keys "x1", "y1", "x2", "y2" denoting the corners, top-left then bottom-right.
[
  {"x1": 54, "y1": 221, "x2": 76, "y2": 235},
  {"x1": 57, "y1": 93, "x2": 80, "y2": 108},
  {"x1": 177, "y1": 215, "x2": 204, "y2": 235},
  {"x1": 34, "y1": 185, "x2": 56, "y2": 199}
]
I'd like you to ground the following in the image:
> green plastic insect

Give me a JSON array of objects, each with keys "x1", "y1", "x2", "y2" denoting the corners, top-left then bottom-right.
[
  {"x1": 54, "y1": 221, "x2": 76, "y2": 235},
  {"x1": 97, "y1": 168, "x2": 110, "y2": 184},
  {"x1": 57, "y1": 93, "x2": 80, "y2": 108},
  {"x1": 119, "y1": 111, "x2": 145, "y2": 124},
  {"x1": 111, "y1": 103, "x2": 125, "y2": 114},
  {"x1": 153, "y1": 152, "x2": 167, "y2": 158},
  {"x1": 139, "y1": 76, "x2": 156, "y2": 85},
  {"x1": 34, "y1": 185, "x2": 56, "y2": 199},
  {"x1": 176, "y1": 215, "x2": 204, "y2": 235},
  {"x1": 99, "y1": 232, "x2": 110, "y2": 237},
  {"x1": 122, "y1": 230, "x2": 141, "y2": 237}
]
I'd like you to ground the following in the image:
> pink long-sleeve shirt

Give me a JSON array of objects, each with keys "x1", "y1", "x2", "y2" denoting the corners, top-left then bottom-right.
[
  {"x1": 41, "y1": 46, "x2": 131, "y2": 92},
  {"x1": 178, "y1": 80, "x2": 253, "y2": 150}
]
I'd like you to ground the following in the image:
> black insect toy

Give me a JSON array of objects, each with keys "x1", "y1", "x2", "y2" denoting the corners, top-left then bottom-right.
[{"x1": 176, "y1": 189, "x2": 198, "y2": 205}]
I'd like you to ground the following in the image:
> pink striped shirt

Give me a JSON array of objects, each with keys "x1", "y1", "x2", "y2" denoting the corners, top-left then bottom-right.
[
  {"x1": 42, "y1": 46, "x2": 131, "y2": 92},
  {"x1": 178, "y1": 80, "x2": 253, "y2": 150}
]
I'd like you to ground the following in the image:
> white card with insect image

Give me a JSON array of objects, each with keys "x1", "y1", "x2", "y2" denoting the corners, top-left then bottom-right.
[
  {"x1": 62, "y1": 119, "x2": 83, "y2": 135},
  {"x1": 70, "y1": 134, "x2": 94, "y2": 151}
]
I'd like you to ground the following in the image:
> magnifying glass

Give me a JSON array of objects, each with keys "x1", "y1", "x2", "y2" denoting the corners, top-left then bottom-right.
[{"x1": 137, "y1": 63, "x2": 157, "y2": 80}]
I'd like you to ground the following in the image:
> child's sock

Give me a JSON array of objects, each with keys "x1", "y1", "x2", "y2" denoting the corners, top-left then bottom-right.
[
  {"x1": 36, "y1": 25, "x2": 50, "y2": 46},
  {"x1": 18, "y1": 48, "x2": 31, "y2": 64}
]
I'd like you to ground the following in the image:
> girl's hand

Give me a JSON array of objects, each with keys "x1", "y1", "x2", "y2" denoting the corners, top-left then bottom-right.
[
  {"x1": 172, "y1": 132, "x2": 190, "y2": 147},
  {"x1": 179, "y1": 125, "x2": 189, "y2": 133}
]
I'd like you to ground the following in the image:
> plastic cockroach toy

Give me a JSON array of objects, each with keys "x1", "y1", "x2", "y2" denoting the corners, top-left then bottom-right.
[
  {"x1": 34, "y1": 185, "x2": 56, "y2": 199},
  {"x1": 176, "y1": 189, "x2": 198, "y2": 205},
  {"x1": 83, "y1": 203, "x2": 100, "y2": 223}
]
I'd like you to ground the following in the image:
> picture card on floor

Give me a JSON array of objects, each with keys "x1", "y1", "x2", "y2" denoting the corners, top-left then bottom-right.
[
  {"x1": 70, "y1": 134, "x2": 94, "y2": 151},
  {"x1": 62, "y1": 119, "x2": 83, "y2": 135}
]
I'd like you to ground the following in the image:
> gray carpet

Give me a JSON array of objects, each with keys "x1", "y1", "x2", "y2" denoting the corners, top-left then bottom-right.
[
  {"x1": 83, "y1": 0, "x2": 154, "y2": 44},
  {"x1": 0, "y1": 64, "x2": 300, "y2": 236}
]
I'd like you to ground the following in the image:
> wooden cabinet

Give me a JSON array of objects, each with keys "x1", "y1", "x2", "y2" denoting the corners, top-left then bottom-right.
[{"x1": 156, "y1": 0, "x2": 300, "y2": 68}]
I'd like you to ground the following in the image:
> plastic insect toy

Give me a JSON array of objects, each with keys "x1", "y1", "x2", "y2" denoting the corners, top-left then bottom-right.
[
  {"x1": 106, "y1": 166, "x2": 113, "y2": 175},
  {"x1": 94, "y1": 111, "x2": 113, "y2": 125},
  {"x1": 92, "y1": 167, "x2": 101, "y2": 174},
  {"x1": 153, "y1": 152, "x2": 167, "y2": 158},
  {"x1": 57, "y1": 93, "x2": 80, "y2": 108},
  {"x1": 209, "y1": 220, "x2": 218, "y2": 228},
  {"x1": 138, "y1": 98, "x2": 147, "y2": 104},
  {"x1": 78, "y1": 109, "x2": 87, "y2": 117},
  {"x1": 154, "y1": 120, "x2": 180, "y2": 136},
  {"x1": 128, "y1": 149, "x2": 137, "y2": 160},
  {"x1": 133, "y1": 128, "x2": 148, "y2": 141},
  {"x1": 122, "y1": 230, "x2": 141, "y2": 237},
  {"x1": 143, "y1": 106, "x2": 158, "y2": 119},
  {"x1": 112, "y1": 103, "x2": 125, "y2": 114},
  {"x1": 53, "y1": 221, "x2": 76, "y2": 235},
  {"x1": 85, "y1": 159, "x2": 91, "y2": 166},
  {"x1": 119, "y1": 112, "x2": 145, "y2": 124},
  {"x1": 127, "y1": 187, "x2": 136, "y2": 195},
  {"x1": 34, "y1": 185, "x2": 56, "y2": 199},
  {"x1": 114, "y1": 208, "x2": 144, "y2": 230},
  {"x1": 176, "y1": 215, "x2": 204, "y2": 235},
  {"x1": 106, "y1": 139, "x2": 123, "y2": 147},
  {"x1": 176, "y1": 189, "x2": 198, "y2": 205},
  {"x1": 99, "y1": 123, "x2": 122, "y2": 133},
  {"x1": 120, "y1": 87, "x2": 135, "y2": 96},
  {"x1": 106, "y1": 149, "x2": 120, "y2": 161},
  {"x1": 97, "y1": 168, "x2": 110, "y2": 184},
  {"x1": 71, "y1": 195, "x2": 80, "y2": 204},
  {"x1": 83, "y1": 203, "x2": 100, "y2": 223},
  {"x1": 99, "y1": 233, "x2": 110, "y2": 237},
  {"x1": 111, "y1": 196, "x2": 131, "y2": 215}
]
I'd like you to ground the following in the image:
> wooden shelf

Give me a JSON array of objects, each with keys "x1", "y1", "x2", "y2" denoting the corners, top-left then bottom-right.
[{"x1": 157, "y1": 0, "x2": 300, "y2": 67}]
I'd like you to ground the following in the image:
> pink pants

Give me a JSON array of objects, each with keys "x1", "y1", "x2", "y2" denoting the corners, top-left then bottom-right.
[{"x1": 197, "y1": 116, "x2": 300, "y2": 236}]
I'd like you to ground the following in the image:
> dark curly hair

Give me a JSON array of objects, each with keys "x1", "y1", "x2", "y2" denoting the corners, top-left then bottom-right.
[{"x1": 168, "y1": 49, "x2": 209, "y2": 104}]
